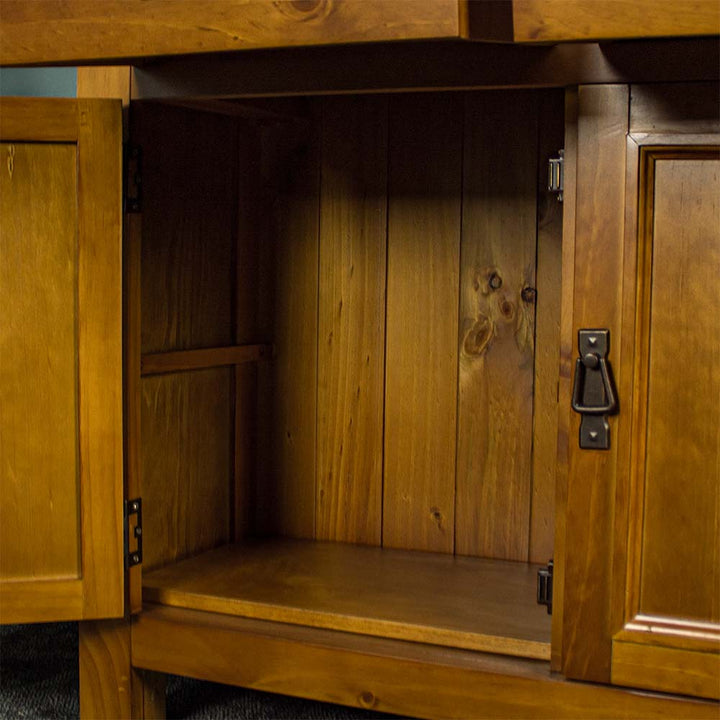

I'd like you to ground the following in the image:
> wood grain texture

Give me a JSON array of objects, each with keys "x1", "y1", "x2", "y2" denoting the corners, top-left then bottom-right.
[
  {"x1": 612, "y1": 641, "x2": 720, "y2": 701},
  {"x1": 141, "y1": 370, "x2": 234, "y2": 571},
  {"x1": 0, "y1": 100, "x2": 124, "y2": 622},
  {"x1": 530, "y1": 89, "x2": 565, "y2": 565},
  {"x1": 0, "y1": 98, "x2": 77, "y2": 141},
  {"x1": 79, "y1": 620, "x2": 132, "y2": 720},
  {"x1": 75, "y1": 66, "x2": 139, "y2": 611},
  {"x1": 259, "y1": 120, "x2": 320, "y2": 538},
  {"x1": 77, "y1": 66, "x2": 132, "y2": 104},
  {"x1": 316, "y1": 96, "x2": 387, "y2": 545},
  {"x1": 0, "y1": 580, "x2": 83, "y2": 624},
  {"x1": 126, "y1": 213, "x2": 144, "y2": 614},
  {"x1": 0, "y1": 0, "x2": 466, "y2": 65},
  {"x1": 551, "y1": 87, "x2": 579, "y2": 673},
  {"x1": 81, "y1": 621, "x2": 166, "y2": 720},
  {"x1": 141, "y1": 345, "x2": 271, "y2": 376},
  {"x1": 456, "y1": 91, "x2": 538, "y2": 561},
  {"x1": 132, "y1": 604, "x2": 720, "y2": 720},
  {"x1": 510, "y1": 0, "x2": 720, "y2": 42},
  {"x1": 142, "y1": 538, "x2": 551, "y2": 660},
  {"x1": 132, "y1": 669, "x2": 166, "y2": 720},
  {"x1": 132, "y1": 40, "x2": 720, "y2": 102},
  {"x1": 637, "y1": 153, "x2": 720, "y2": 625},
  {"x1": 76, "y1": 99, "x2": 125, "y2": 619},
  {"x1": 562, "y1": 84, "x2": 629, "y2": 684},
  {"x1": 383, "y1": 93, "x2": 462, "y2": 553},
  {"x1": 631, "y1": 83, "x2": 720, "y2": 136},
  {"x1": 135, "y1": 103, "x2": 237, "y2": 355},
  {"x1": 0, "y1": 142, "x2": 81, "y2": 581},
  {"x1": 234, "y1": 123, "x2": 263, "y2": 542}
]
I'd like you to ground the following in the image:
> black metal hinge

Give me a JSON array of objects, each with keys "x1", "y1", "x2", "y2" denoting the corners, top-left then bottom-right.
[
  {"x1": 124, "y1": 145, "x2": 142, "y2": 213},
  {"x1": 537, "y1": 560, "x2": 553, "y2": 615},
  {"x1": 124, "y1": 498, "x2": 143, "y2": 569}
]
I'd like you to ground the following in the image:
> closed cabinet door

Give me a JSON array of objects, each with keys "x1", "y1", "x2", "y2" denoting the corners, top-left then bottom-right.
[
  {"x1": 561, "y1": 83, "x2": 719, "y2": 699},
  {"x1": 0, "y1": 98, "x2": 125, "y2": 623}
]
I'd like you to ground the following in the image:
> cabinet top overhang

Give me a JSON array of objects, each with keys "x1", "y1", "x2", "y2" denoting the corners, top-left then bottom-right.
[{"x1": 1, "y1": 0, "x2": 718, "y2": 67}]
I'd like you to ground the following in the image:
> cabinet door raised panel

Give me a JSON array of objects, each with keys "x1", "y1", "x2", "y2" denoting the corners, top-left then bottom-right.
[
  {"x1": 0, "y1": 98, "x2": 124, "y2": 623},
  {"x1": 562, "y1": 83, "x2": 720, "y2": 699}
]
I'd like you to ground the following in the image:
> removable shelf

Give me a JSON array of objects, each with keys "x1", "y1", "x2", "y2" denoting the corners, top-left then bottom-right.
[{"x1": 142, "y1": 538, "x2": 551, "y2": 660}]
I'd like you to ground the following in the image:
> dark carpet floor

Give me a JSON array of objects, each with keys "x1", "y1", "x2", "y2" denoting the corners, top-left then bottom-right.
[{"x1": 0, "y1": 623, "x2": 398, "y2": 719}]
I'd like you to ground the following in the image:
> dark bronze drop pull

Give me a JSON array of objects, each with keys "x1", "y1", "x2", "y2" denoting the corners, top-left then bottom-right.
[{"x1": 571, "y1": 329, "x2": 618, "y2": 449}]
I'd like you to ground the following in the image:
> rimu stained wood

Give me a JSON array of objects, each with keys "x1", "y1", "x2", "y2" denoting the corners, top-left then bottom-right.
[
  {"x1": 141, "y1": 370, "x2": 233, "y2": 571},
  {"x1": 316, "y1": 96, "x2": 387, "y2": 545},
  {"x1": 562, "y1": 84, "x2": 629, "y2": 683},
  {"x1": 133, "y1": 605, "x2": 719, "y2": 720},
  {"x1": 135, "y1": 103, "x2": 237, "y2": 355},
  {"x1": 508, "y1": 0, "x2": 720, "y2": 42},
  {"x1": 0, "y1": 0, "x2": 467, "y2": 65},
  {"x1": 383, "y1": 93, "x2": 462, "y2": 553},
  {"x1": 142, "y1": 538, "x2": 551, "y2": 660},
  {"x1": 530, "y1": 89, "x2": 565, "y2": 565},
  {"x1": 456, "y1": 91, "x2": 538, "y2": 561},
  {"x1": 636, "y1": 153, "x2": 719, "y2": 625},
  {"x1": 0, "y1": 142, "x2": 80, "y2": 581},
  {"x1": 259, "y1": 119, "x2": 320, "y2": 538}
]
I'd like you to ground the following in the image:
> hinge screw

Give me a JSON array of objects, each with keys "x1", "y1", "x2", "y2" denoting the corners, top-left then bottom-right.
[
  {"x1": 134, "y1": 527, "x2": 142, "y2": 537},
  {"x1": 132, "y1": 554, "x2": 140, "y2": 564},
  {"x1": 131, "y1": 501, "x2": 139, "y2": 512}
]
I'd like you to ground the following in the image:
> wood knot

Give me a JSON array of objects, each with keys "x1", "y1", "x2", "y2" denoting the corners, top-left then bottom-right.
[
  {"x1": 521, "y1": 286, "x2": 537, "y2": 304},
  {"x1": 462, "y1": 315, "x2": 493, "y2": 357},
  {"x1": 499, "y1": 299, "x2": 515, "y2": 321},
  {"x1": 430, "y1": 507, "x2": 444, "y2": 530},
  {"x1": 279, "y1": 0, "x2": 331, "y2": 20},
  {"x1": 359, "y1": 691, "x2": 377, "y2": 708},
  {"x1": 291, "y1": 0, "x2": 322, "y2": 11},
  {"x1": 488, "y1": 271, "x2": 503, "y2": 290}
]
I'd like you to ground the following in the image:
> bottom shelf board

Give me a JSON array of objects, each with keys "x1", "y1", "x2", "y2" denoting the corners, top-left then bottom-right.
[{"x1": 142, "y1": 538, "x2": 551, "y2": 660}]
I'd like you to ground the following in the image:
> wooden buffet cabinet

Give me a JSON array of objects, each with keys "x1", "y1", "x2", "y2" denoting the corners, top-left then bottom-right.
[{"x1": 1, "y1": 3, "x2": 719, "y2": 718}]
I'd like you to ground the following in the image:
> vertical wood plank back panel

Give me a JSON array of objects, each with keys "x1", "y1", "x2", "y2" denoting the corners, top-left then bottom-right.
[
  {"x1": 141, "y1": 370, "x2": 233, "y2": 571},
  {"x1": 234, "y1": 122, "x2": 263, "y2": 541},
  {"x1": 383, "y1": 93, "x2": 462, "y2": 553},
  {"x1": 134, "y1": 103, "x2": 239, "y2": 566},
  {"x1": 0, "y1": 143, "x2": 80, "y2": 580},
  {"x1": 136, "y1": 103, "x2": 237, "y2": 355},
  {"x1": 530, "y1": 89, "x2": 565, "y2": 564},
  {"x1": 316, "y1": 96, "x2": 388, "y2": 545},
  {"x1": 455, "y1": 91, "x2": 538, "y2": 561},
  {"x1": 258, "y1": 117, "x2": 320, "y2": 538},
  {"x1": 562, "y1": 84, "x2": 629, "y2": 683}
]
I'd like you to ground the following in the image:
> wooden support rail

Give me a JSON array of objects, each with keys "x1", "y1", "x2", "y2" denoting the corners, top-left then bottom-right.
[{"x1": 141, "y1": 344, "x2": 272, "y2": 376}]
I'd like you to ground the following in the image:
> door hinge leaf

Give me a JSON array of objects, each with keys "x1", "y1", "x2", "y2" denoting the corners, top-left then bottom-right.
[
  {"x1": 548, "y1": 150, "x2": 564, "y2": 201},
  {"x1": 124, "y1": 497, "x2": 143, "y2": 568},
  {"x1": 124, "y1": 144, "x2": 142, "y2": 214},
  {"x1": 537, "y1": 559, "x2": 553, "y2": 615}
]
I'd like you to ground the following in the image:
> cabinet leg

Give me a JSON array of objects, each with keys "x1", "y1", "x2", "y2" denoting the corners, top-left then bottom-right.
[
  {"x1": 79, "y1": 619, "x2": 166, "y2": 719},
  {"x1": 133, "y1": 669, "x2": 166, "y2": 720}
]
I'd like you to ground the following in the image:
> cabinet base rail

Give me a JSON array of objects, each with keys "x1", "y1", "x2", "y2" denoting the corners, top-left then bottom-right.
[{"x1": 130, "y1": 605, "x2": 718, "y2": 720}]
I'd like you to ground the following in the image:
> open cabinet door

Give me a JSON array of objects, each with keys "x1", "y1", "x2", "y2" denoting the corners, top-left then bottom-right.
[
  {"x1": 0, "y1": 98, "x2": 125, "y2": 623},
  {"x1": 561, "y1": 83, "x2": 719, "y2": 699}
]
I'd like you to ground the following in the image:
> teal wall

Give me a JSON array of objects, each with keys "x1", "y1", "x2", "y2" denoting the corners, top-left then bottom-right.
[{"x1": 0, "y1": 67, "x2": 77, "y2": 97}]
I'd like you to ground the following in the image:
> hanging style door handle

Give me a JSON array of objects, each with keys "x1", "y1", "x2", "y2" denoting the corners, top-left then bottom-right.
[{"x1": 571, "y1": 329, "x2": 618, "y2": 449}]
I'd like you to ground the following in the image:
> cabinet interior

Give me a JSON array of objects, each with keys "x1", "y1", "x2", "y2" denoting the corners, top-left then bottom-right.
[{"x1": 132, "y1": 89, "x2": 565, "y2": 662}]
